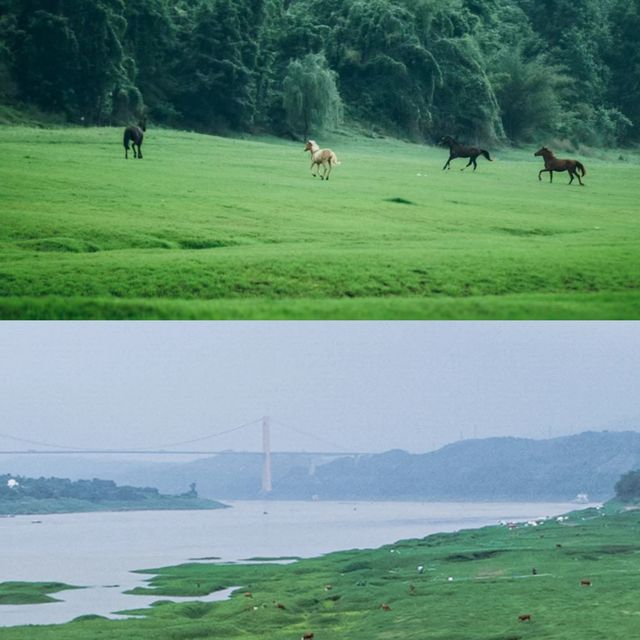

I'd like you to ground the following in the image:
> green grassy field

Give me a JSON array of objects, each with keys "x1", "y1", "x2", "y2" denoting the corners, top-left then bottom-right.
[
  {"x1": 2, "y1": 504, "x2": 640, "y2": 639},
  {"x1": 1, "y1": 126, "x2": 639, "y2": 319}
]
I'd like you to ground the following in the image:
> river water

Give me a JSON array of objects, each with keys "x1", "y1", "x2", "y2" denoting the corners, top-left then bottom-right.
[{"x1": 0, "y1": 500, "x2": 588, "y2": 626}]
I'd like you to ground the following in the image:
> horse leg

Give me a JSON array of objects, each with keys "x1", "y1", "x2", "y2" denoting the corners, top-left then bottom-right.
[
  {"x1": 310, "y1": 161, "x2": 317, "y2": 177},
  {"x1": 137, "y1": 144, "x2": 143, "y2": 159},
  {"x1": 538, "y1": 169, "x2": 544, "y2": 181},
  {"x1": 569, "y1": 170, "x2": 575, "y2": 185},
  {"x1": 443, "y1": 156, "x2": 452, "y2": 170},
  {"x1": 472, "y1": 157, "x2": 478, "y2": 171},
  {"x1": 461, "y1": 157, "x2": 473, "y2": 171},
  {"x1": 549, "y1": 171, "x2": 553, "y2": 183}
]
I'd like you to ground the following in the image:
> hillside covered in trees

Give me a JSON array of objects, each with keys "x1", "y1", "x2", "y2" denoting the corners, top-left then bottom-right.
[{"x1": 0, "y1": 0, "x2": 638, "y2": 146}]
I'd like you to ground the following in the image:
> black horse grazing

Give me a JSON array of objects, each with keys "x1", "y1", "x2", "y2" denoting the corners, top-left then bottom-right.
[
  {"x1": 123, "y1": 120, "x2": 146, "y2": 159},
  {"x1": 440, "y1": 135, "x2": 492, "y2": 171},
  {"x1": 534, "y1": 147, "x2": 586, "y2": 186}
]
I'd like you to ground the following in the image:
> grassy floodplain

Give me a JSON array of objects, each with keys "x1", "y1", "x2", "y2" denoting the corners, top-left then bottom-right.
[
  {"x1": 2, "y1": 504, "x2": 640, "y2": 639},
  {"x1": 0, "y1": 582, "x2": 79, "y2": 606},
  {"x1": 1, "y1": 126, "x2": 639, "y2": 319}
]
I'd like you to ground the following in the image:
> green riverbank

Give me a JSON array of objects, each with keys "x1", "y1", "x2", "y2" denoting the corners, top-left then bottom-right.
[
  {"x1": 0, "y1": 475, "x2": 228, "y2": 515},
  {"x1": 0, "y1": 495, "x2": 228, "y2": 516},
  {"x1": 0, "y1": 583, "x2": 80, "y2": 606},
  {"x1": 2, "y1": 502, "x2": 639, "y2": 638}
]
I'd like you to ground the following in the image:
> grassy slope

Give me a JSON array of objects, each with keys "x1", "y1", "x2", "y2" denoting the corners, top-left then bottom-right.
[
  {"x1": 1, "y1": 505, "x2": 640, "y2": 638},
  {"x1": 0, "y1": 495, "x2": 227, "y2": 515},
  {"x1": 0, "y1": 127, "x2": 639, "y2": 319}
]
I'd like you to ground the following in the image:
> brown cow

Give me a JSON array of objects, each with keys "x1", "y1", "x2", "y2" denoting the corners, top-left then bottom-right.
[
  {"x1": 518, "y1": 614, "x2": 532, "y2": 622},
  {"x1": 302, "y1": 633, "x2": 314, "y2": 640},
  {"x1": 380, "y1": 603, "x2": 391, "y2": 611}
]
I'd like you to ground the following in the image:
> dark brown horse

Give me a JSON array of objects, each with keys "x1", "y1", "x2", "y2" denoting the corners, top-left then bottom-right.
[
  {"x1": 440, "y1": 135, "x2": 493, "y2": 171},
  {"x1": 123, "y1": 119, "x2": 146, "y2": 159},
  {"x1": 534, "y1": 147, "x2": 586, "y2": 185}
]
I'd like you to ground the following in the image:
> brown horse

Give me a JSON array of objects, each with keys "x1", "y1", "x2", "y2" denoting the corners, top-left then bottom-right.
[
  {"x1": 440, "y1": 135, "x2": 492, "y2": 171},
  {"x1": 534, "y1": 147, "x2": 586, "y2": 185},
  {"x1": 123, "y1": 119, "x2": 146, "y2": 159}
]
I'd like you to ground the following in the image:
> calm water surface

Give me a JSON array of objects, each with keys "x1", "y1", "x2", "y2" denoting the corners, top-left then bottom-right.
[{"x1": 0, "y1": 500, "x2": 589, "y2": 626}]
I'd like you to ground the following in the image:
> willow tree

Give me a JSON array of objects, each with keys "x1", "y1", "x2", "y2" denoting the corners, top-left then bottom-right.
[
  {"x1": 491, "y1": 48, "x2": 569, "y2": 141},
  {"x1": 282, "y1": 52, "x2": 342, "y2": 140}
]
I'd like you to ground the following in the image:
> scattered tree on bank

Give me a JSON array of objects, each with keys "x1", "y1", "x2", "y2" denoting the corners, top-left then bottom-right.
[{"x1": 615, "y1": 470, "x2": 640, "y2": 502}]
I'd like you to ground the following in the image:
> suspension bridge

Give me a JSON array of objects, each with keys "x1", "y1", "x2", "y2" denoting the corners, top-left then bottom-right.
[{"x1": 0, "y1": 417, "x2": 362, "y2": 493}]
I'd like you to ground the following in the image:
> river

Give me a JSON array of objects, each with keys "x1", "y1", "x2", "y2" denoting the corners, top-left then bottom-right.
[{"x1": 0, "y1": 500, "x2": 591, "y2": 626}]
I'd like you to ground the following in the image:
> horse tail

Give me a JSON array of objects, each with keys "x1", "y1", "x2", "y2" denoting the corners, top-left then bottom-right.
[
  {"x1": 123, "y1": 128, "x2": 130, "y2": 148},
  {"x1": 331, "y1": 153, "x2": 341, "y2": 166},
  {"x1": 480, "y1": 149, "x2": 493, "y2": 162},
  {"x1": 575, "y1": 161, "x2": 586, "y2": 176}
]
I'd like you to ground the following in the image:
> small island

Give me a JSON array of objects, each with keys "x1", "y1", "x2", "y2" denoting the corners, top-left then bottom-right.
[{"x1": 0, "y1": 474, "x2": 228, "y2": 515}]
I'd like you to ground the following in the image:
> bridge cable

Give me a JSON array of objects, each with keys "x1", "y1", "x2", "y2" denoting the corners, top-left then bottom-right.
[
  {"x1": 0, "y1": 417, "x2": 263, "y2": 453},
  {"x1": 271, "y1": 418, "x2": 354, "y2": 453}
]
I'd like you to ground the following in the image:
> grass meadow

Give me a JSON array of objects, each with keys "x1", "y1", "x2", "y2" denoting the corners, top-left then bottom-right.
[
  {"x1": 1, "y1": 504, "x2": 640, "y2": 639},
  {"x1": 1, "y1": 126, "x2": 639, "y2": 319}
]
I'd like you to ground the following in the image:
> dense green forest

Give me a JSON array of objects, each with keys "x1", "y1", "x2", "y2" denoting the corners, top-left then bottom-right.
[{"x1": 0, "y1": 0, "x2": 638, "y2": 144}]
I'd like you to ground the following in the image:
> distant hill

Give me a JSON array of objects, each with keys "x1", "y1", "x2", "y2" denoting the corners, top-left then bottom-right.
[
  {"x1": 2, "y1": 431, "x2": 640, "y2": 502},
  {"x1": 305, "y1": 431, "x2": 640, "y2": 501}
]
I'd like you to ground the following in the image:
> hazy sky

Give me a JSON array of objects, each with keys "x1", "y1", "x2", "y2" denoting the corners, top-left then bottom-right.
[{"x1": 0, "y1": 322, "x2": 638, "y2": 454}]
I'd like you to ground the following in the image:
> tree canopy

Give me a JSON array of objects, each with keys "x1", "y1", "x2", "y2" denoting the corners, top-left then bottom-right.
[
  {"x1": 0, "y1": 0, "x2": 638, "y2": 145},
  {"x1": 615, "y1": 470, "x2": 640, "y2": 502}
]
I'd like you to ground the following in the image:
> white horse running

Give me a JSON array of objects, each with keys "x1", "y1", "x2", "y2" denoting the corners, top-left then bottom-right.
[{"x1": 304, "y1": 140, "x2": 340, "y2": 180}]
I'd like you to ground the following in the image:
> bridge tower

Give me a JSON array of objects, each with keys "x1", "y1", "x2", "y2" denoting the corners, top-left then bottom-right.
[{"x1": 261, "y1": 415, "x2": 272, "y2": 493}]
